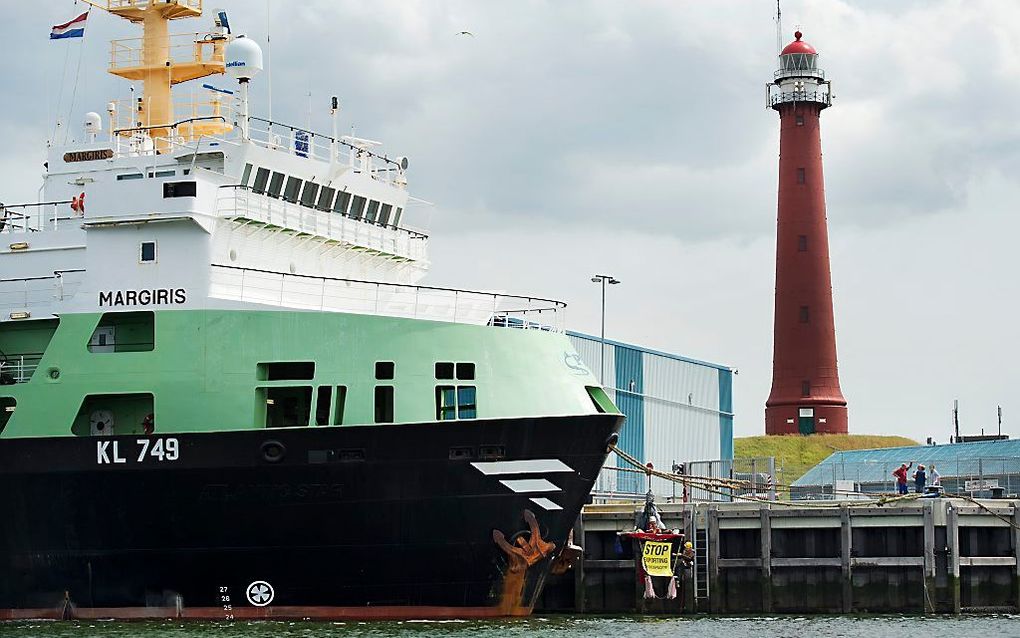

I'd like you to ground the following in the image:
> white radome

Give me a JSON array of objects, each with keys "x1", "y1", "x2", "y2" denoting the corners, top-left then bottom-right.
[
  {"x1": 225, "y1": 35, "x2": 263, "y2": 81},
  {"x1": 84, "y1": 112, "x2": 102, "y2": 132}
]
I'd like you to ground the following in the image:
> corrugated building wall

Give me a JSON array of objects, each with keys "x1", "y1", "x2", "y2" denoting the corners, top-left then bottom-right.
[{"x1": 567, "y1": 332, "x2": 734, "y2": 496}]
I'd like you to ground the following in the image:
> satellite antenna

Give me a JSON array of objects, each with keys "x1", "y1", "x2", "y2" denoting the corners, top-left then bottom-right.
[{"x1": 224, "y1": 35, "x2": 264, "y2": 139}]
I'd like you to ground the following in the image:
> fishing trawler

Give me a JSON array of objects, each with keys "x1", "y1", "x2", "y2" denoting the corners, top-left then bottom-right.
[{"x1": 0, "y1": 1, "x2": 623, "y2": 620}]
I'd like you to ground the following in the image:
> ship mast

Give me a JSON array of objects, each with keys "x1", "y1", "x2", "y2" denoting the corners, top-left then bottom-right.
[{"x1": 81, "y1": 0, "x2": 229, "y2": 152}]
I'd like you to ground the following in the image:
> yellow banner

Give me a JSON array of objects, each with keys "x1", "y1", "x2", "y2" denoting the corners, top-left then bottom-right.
[{"x1": 641, "y1": 541, "x2": 673, "y2": 577}]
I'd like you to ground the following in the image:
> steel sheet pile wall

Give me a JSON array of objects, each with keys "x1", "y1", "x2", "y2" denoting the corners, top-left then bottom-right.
[{"x1": 568, "y1": 333, "x2": 733, "y2": 497}]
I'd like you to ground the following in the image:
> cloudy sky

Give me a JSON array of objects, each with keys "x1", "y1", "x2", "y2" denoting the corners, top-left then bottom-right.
[{"x1": 4, "y1": 1, "x2": 1018, "y2": 443}]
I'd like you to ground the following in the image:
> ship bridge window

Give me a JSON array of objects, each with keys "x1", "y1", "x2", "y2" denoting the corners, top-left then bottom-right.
[
  {"x1": 436, "y1": 385, "x2": 477, "y2": 421},
  {"x1": 365, "y1": 200, "x2": 380, "y2": 223},
  {"x1": 150, "y1": 169, "x2": 176, "y2": 179},
  {"x1": 88, "y1": 311, "x2": 154, "y2": 353},
  {"x1": 378, "y1": 203, "x2": 393, "y2": 226},
  {"x1": 283, "y1": 176, "x2": 303, "y2": 203},
  {"x1": 240, "y1": 163, "x2": 253, "y2": 187},
  {"x1": 334, "y1": 191, "x2": 352, "y2": 215},
  {"x1": 0, "y1": 397, "x2": 14, "y2": 434},
  {"x1": 71, "y1": 392, "x2": 154, "y2": 437},
  {"x1": 316, "y1": 186, "x2": 336, "y2": 211},
  {"x1": 258, "y1": 386, "x2": 312, "y2": 428},
  {"x1": 252, "y1": 167, "x2": 270, "y2": 194},
  {"x1": 116, "y1": 173, "x2": 144, "y2": 181},
  {"x1": 267, "y1": 172, "x2": 285, "y2": 198},
  {"x1": 257, "y1": 361, "x2": 315, "y2": 381},
  {"x1": 393, "y1": 207, "x2": 403, "y2": 227},
  {"x1": 300, "y1": 181, "x2": 320, "y2": 207},
  {"x1": 350, "y1": 195, "x2": 367, "y2": 219}
]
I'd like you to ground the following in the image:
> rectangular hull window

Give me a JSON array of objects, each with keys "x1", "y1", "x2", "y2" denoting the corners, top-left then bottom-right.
[
  {"x1": 262, "y1": 386, "x2": 312, "y2": 427},
  {"x1": 257, "y1": 361, "x2": 315, "y2": 381},
  {"x1": 333, "y1": 386, "x2": 347, "y2": 425},
  {"x1": 436, "y1": 386, "x2": 456, "y2": 421},
  {"x1": 88, "y1": 312, "x2": 154, "y2": 353},
  {"x1": 315, "y1": 386, "x2": 333, "y2": 426},
  {"x1": 375, "y1": 386, "x2": 394, "y2": 423},
  {"x1": 457, "y1": 386, "x2": 477, "y2": 419}
]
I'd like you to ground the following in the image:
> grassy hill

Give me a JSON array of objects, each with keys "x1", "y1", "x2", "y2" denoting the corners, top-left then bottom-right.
[{"x1": 735, "y1": 434, "x2": 918, "y2": 485}]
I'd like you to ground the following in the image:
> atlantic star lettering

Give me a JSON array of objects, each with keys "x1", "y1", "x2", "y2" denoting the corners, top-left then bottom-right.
[{"x1": 98, "y1": 288, "x2": 187, "y2": 307}]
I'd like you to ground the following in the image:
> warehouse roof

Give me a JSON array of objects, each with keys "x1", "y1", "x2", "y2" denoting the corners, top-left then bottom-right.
[
  {"x1": 567, "y1": 331, "x2": 732, "y2": 372},
  {"x1": 794, "y1": 438, "x2": 1020, "y2": 486}
]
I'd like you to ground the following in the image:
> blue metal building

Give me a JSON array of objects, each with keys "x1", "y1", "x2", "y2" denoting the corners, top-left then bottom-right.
[
  {"x1": 794, "y1": 439, "x2": 1020, "y2": 498},
  {"x1": 567, "y1": 332, "x2": 734, "y2": 496}
]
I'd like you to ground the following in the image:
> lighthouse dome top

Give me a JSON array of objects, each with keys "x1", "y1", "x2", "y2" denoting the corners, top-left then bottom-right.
[{"x1": 781, "y1": 31, "x2": 817, "y2": 56}]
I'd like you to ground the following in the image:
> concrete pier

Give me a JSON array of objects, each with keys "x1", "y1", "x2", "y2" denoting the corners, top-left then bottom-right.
[{"x1": 537, "y1": 498, "x2": 1020, "y2": 614}]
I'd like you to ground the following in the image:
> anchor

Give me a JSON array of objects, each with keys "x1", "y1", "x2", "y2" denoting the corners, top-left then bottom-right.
[{"x1": 492, "y1": 509, "x2": 556, "y2": 615}]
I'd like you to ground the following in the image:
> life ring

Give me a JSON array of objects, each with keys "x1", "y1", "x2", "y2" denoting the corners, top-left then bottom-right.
[{"x1": 142, "y1": 413, "x2": 155, "y2": 435}]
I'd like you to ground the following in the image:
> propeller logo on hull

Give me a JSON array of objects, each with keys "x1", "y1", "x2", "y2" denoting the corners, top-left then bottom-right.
[{"x1": 246, "y1": 580, "x2": 275, "y2": 607}]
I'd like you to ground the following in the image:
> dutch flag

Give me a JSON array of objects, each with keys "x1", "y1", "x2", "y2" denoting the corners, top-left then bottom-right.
[{"x1": 50, "y1": 11, "x2": 88, "y2": 40}]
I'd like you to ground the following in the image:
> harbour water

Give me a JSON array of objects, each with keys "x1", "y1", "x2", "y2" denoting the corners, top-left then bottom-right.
[{"x1": 4, "y1": 616, "x2": 1020, "y2": 638}]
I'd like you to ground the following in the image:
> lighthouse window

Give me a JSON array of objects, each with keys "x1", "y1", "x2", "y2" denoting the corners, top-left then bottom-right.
[
  {"x1": 316, "y1": 186, "x2": 336, "y2": 211},
  {"x1": 374, "y1": 386, "x2": 394, "y2": 423},
  {"x1": 267, "y1": 172, "x2": 285, "y2": 198},
  {"x1": 300, "y1": 181, "x2": 320, "y2": 207},
  {"x1": 333, "y1": 190, "x2": 352, "y2": 215},
  {"x1": 350, "y1": 195, "x2": 367, "y2": 219},
  {"x1": 801, "y1": 380, "x2": 811, "y2": 397},
  {"x1": 796, "y1": 168, "x2": 806, "y2": 184},
  {"x1": 283, "y1": 176, "x2": 303, "y2": 203},
  {"x1": 799, "y1": 306, "x2": 810, "y2": 323},
  {"x1": 252, "y1": 167, "x2": 270, "y2": 194},
  {"x1": 797, "y1": 235, "x2": 808, "y2": 251},
  {"x1": 796, "y1": 114, "x2": 805, "y2": 126},
  {"x1": 365, "y1": 200, "x2": 380, "y2": 223}
]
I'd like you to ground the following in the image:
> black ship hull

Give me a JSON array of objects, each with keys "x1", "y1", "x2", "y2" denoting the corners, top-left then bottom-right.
[{"x1": 0, "y1": 414, "x2": 623, "y2": 620}]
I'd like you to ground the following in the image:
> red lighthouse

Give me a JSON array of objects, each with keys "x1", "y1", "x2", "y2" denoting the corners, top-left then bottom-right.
[{"x1": 765, "y1": 32, "x2": 847, "y2": 435}]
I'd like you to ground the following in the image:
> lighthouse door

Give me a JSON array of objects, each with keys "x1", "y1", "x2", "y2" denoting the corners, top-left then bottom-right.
[{"x1": 798, "y1": 408, "x2": 815, "y2": 435}]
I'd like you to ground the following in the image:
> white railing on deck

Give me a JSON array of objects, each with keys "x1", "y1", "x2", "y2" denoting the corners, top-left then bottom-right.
[
  {"x1": 0, "y1": 354, "x2": 41, "y2": 384},
  {"x1": 0, "y1": 201, "x2": 82, "y2": 233},
  {"x1": 216, "y1": 186, "x2": 427, "y2": 263},
  {"x1": 0, "y1": 270, "x2": 86, "y2": 315},
  {"x1": 209, "y1": 265, "x2": 566, "y2": 332}
]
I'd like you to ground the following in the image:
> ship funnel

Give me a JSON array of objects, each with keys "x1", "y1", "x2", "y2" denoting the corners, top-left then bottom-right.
[{"x1": 225, "y1": 35, "x2": 263, "y2": 82}]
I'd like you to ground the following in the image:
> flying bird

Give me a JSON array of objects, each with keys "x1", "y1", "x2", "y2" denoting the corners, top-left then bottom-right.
[{"x1": 456, "y1": 31, "x2": 474, "y2": 37}]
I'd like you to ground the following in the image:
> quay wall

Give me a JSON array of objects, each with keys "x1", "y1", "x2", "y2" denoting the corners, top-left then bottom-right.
[{"x1": 536, "y1": 498, "x2": 1020, "y2": 614}]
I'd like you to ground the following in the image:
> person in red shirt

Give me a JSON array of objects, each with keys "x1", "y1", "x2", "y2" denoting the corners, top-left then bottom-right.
[{"x1": 892, "y1": 462, "x2": 913, "y2": 495}]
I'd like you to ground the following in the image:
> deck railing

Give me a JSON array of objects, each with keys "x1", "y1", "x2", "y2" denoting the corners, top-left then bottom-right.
[
  {"x1": 215, "y1": 186, "x2": 427, "y2": 263},
  {"x1": 209, "y1": 265, "x2": 566, "y2": 332},
  {"x1": 0, "y1": 270, "x2": 86, "y2": 317},
  {"x1": 0, "y1": 201, "x2": 81, "y2": 233}
]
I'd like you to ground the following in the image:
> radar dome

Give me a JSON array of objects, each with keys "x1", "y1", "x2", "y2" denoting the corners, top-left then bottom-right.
[
  {"x1": 83, "y1": 112, "x2": 102, "y2": 132},
  {"x1": 225, "y1": 35, "x2": 263, "y2": 81}
]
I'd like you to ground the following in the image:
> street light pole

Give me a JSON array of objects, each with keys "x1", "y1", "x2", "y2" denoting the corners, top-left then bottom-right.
[{"x1": 591, "y1": 274, "x2": 620, "y2": 386}]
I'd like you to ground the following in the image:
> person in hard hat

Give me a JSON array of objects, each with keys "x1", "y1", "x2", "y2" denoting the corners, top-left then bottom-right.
[{"x1": 679, "y1": 541, "x2": 695, "y2": 568}]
